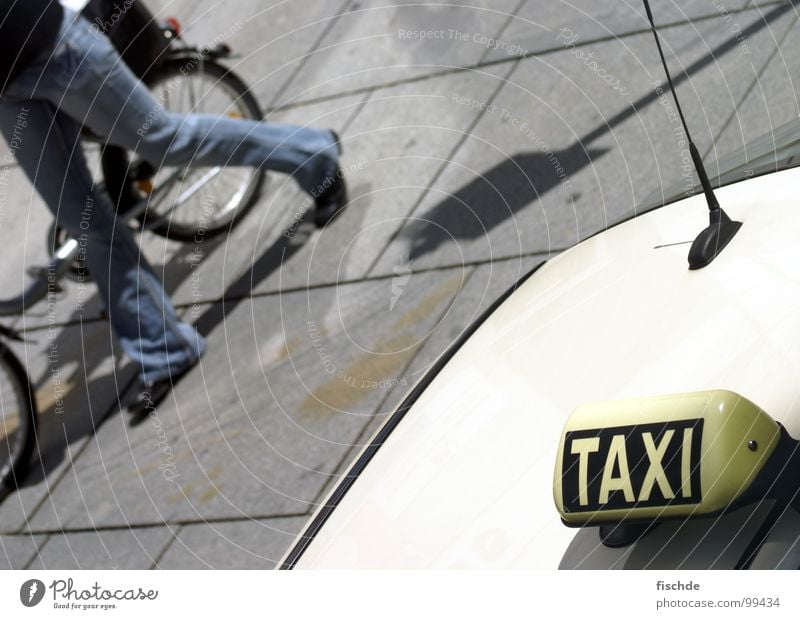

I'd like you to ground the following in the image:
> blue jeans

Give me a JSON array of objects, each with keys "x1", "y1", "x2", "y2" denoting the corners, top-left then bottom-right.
[{"x1": 0, "y1": 8, "x2": 339, "y2": 385}]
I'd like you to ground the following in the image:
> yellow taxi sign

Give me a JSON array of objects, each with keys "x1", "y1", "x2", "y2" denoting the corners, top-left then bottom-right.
[{"x1": 553, "y1": 390, "x2": 781, "y2": 526}]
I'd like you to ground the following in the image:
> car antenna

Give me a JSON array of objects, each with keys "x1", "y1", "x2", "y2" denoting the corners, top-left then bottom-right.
[{"x1": 642, "y1": 0, "x2": 742, "y2": 270}]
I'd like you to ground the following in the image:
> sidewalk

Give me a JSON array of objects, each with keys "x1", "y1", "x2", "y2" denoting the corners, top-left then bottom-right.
[{"x1": 0, "y1": 0, "x2": 796, "y2": 568}]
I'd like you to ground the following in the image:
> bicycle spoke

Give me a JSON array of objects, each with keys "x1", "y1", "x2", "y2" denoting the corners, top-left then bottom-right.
[
  {"x1": 108, "y1": 59, "x2": 263, "y2": 239},
  {"x1": 188, "y1": 64, "x2": 199, "y2": 112},
  {"x1": 175, "y1": 166, "x2": 223, "y2": 206}
]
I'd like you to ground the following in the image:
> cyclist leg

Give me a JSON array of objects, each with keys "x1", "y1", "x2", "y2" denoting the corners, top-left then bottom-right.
[
  {"x1": 50, "y1": 8, "x2": 339, "y2": 195},
  {"x1": 0, "y1": 96, "x2": 204, "y2": 385}
]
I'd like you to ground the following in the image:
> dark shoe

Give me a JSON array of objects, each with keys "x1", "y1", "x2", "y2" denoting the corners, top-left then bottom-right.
[
  {"x1": 314, "y1": 131, "x2": 348, "y2": 227},
  {"x1": 127, "y1": 362, "x2": 196, "y2": 418}
]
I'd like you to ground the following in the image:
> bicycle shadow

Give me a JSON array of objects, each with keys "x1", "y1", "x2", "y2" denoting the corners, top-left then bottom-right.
[
  {"x1": 15, "y1": 201, "x2": 321, "y2": 486},
  {"x1": 192, "y1": 211, "x2": 316, "y2": 339}
]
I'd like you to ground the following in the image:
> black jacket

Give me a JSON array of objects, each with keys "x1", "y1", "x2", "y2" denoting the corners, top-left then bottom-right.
[{"x1": 0, "y1": 0, "x2": 63, "y2": 92}]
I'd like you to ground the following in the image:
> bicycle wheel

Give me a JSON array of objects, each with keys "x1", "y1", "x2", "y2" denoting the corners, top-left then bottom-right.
[
  {"x1": 101, "y1": 57, "x2": 265, "y2": 242},
  {"x1": 0, "y1": 340, "x2": 37, "y2": 493}
]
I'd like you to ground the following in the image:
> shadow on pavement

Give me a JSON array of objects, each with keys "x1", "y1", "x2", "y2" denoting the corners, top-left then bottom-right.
[
  {"x1": 193, "y1": 212, "x2": 315, "y2": 338},
  {"x1": 403, "y1": 145, "x2": 607, "y2": 261},
  {"x1": 17, "y1": 209, "x2": 310, "y2": 487},
  {"x1": 402, "y1": 0, "x2": 794, "y2": 260}
]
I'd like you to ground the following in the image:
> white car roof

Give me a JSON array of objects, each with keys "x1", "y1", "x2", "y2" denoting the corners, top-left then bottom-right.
[{"x1": 289, "y1": 165, "x2": 800, "y2": 568}]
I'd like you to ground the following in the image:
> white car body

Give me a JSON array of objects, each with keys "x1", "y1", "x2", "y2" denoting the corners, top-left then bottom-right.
[{"x1": 282, "y1": 123, "x2": 800, "y2": 570}]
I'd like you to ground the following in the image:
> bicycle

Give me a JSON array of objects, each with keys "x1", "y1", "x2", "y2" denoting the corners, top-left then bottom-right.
[
  {"x1": 0, "y1": 0, "x2": 264, "y2": 495},
  {"x1": 51, "y1": 0, "x2": 265, "y2": 278}
]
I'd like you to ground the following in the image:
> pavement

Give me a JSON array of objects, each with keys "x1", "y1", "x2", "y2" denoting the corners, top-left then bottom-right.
[{"x1": 0, "y1": 0, "x2": 798, "y2": 568}]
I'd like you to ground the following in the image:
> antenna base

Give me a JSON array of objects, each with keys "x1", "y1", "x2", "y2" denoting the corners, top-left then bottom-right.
[{"x1": 688, "y1": 208, "x2": 742, "y2": 270}]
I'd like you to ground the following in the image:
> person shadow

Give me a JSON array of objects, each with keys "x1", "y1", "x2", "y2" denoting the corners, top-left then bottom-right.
[
  {"x1": 403, "y1": 144, "x2": 607, "y2": 262},
  {"x1": 398, "y1": 0, "x2": 797, "y2": 263},
  {"x1": 16, "y1": 194, "x2": 321, "y2": 486}
]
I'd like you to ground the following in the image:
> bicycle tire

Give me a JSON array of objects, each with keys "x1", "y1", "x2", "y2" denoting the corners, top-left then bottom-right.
[
  {"x1": 101, "y1": 57, "x2": 265, "y2": 242},
  {"x1": 0, "y1": 340, "x2": 38, "y2": 492}
]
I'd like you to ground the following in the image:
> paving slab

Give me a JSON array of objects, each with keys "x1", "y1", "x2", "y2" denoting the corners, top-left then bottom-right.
[
  {"x1": 26, "y1": 269, "x2": 464, "y2": 530},
  {"x1": 27, "y1": 526, "x2": 175, "y2": 569},
  {"x1": 0, "y1": 321, "x2": 134, "y2": 534},
  {"x1": 148, "y1": 0, "x2": 351, "y2": 109},
  {"x1": 0, "y1": 143, "x2": 195, "y2": 331},
  {"x1": 711, "y1": 12, "x2": 800, "y2": 163},
  {"x1": 156, "y1": 516, "x2": 306, "y2": 568},
  {"x1": 303, "y1": 255, "x2": 546, "y2": 513},
  {"x1": 370, "y1": 9, "x2": 797, "y2": 273},
  {"x1": 0, "y1": 163, "x2": 103, "y2": 330},
  {"x1": 0, "y1": 106, "x2": 187, "y2": 331},
  {"x1": 163, "y1": 66, "x2": 512, "y2": 308},
  {"x1": 243, "y1": 64, "x2": 514, "y2": 296},
  {"x1": 0, "y1": 534, "x2": 43, "y2": 570},
  {"x1": 166, "y1": 93, "x2": 367, "y2": 309},
  {"x1": 273, "y1": 0, "x2": 522, "y2": 106},
  {"x1": 381, "y1": 254, "x2": 547, "y2": 411},
  {"x1": 744, "y1": 0, "x2": 787, "y2": 7},
  {"x1": 484, "y1": 0, "x2": 757, "y2": 62}
]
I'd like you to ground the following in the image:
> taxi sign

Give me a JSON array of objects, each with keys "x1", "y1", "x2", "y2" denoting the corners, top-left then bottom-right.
[{"x1": 554, "y1": 390, "x2": 781, "y2": 526}]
